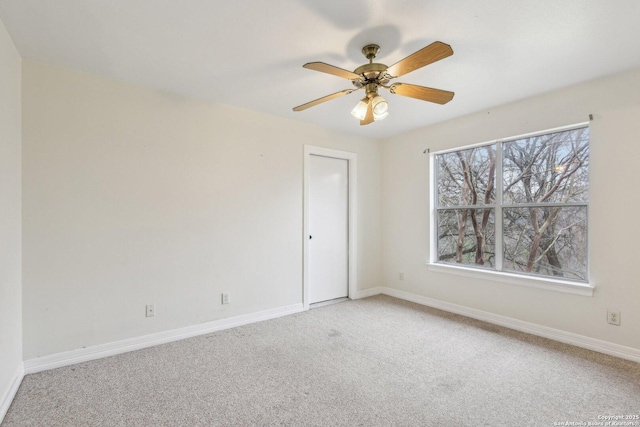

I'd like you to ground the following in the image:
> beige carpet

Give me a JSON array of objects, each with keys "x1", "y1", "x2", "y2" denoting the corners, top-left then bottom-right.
[{"x1": 4, "y1": 295, "x2": 640, "y2": 426}]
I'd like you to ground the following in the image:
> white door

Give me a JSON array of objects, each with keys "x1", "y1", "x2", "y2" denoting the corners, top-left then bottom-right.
[{"x1": 308, "y1": 155, "x2": 349, "y2": 304}]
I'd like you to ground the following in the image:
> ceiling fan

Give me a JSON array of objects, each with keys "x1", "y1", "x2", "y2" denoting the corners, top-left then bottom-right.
[{"x1": 293, "y1": 42, "x2": 455, "y2": 125}]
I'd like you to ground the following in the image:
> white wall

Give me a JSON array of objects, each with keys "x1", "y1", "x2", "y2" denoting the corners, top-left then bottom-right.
[
  {"x1": 22, "y1": 60, "x2": 382, "y2": 359},
  {"x1": 382, "y1": 67, "x2": 640, "y2": 350},
  {"x1": 0, "y1": 17, "x2": 22, "y2": 418},
  {"x1": 20, "y1": 54, "x2": 640, "y2": 363}
]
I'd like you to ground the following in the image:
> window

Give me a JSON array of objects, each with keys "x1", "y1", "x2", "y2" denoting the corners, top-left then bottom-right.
[{"x1": 433, "y1": 124, "x2": 589, "y2": 282}]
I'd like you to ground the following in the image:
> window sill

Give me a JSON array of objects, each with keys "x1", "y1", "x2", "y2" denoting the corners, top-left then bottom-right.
[{"x1": 426, "y1": 263, "x2": 594, "y2": 297}]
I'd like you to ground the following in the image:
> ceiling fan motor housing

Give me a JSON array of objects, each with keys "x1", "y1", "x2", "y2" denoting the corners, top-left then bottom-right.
[
  {"x1": 352, "y1": 44, "x2": 390, "y2": 87},
  {"x1": 353, "y1": 63, "x2": 388, "y2": 82}
]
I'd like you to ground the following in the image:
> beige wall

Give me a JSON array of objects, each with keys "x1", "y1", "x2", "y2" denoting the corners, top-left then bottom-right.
[
  {"x1": 382, "y1": 67, "x2": 640, "y2": 350},
  {"x1": 18, "y1": 55, "x2": 640, "y2": 362},
  {"x1": 22, "y1": 60, "x2": 383, "y2": 359},
  {"x1": 0, "y1": 18, "x2": 22, "y2": 415}
]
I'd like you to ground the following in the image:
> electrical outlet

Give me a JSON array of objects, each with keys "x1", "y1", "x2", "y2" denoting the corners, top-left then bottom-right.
[
  {"x1": 607, "y1": 310, "x2": 620, "y2": 326},
  {"x1": 222, "y1": 293, "x2": 230, "y2": 305},
  {"x1": 146, "y1": 304, "x2": 155, "y2": 317},
  {"x1": 399, "y1": 272, "x2": 404, "y2": 281}
]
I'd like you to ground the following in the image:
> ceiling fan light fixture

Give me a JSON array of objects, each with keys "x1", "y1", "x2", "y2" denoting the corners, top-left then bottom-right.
[
  {"x1": 371, "y1": 95, "x2": 388, "y2": 121},
  {"x1": 351, "y1": 98, "x2": 369, "y2": 120}
]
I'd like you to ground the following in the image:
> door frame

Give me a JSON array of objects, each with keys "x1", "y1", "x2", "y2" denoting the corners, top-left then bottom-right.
[{"x1": 303, "y1": 145, "x2": 357, "y2": 310}]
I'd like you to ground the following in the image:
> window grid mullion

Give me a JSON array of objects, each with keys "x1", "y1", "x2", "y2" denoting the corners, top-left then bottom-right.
[
  {"x1": 495, "y1": 142, "x2": 503, "y2": 271},
  {"x1": 502, "y1": 202, "x2": 588, "y2": 209},
  {"x1": 435, "y1": 204, "x2": 496, "y2": 211}
]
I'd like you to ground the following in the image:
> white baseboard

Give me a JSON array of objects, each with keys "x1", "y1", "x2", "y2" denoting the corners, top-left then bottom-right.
[
  {"x1": 0, "y1": 363, "x2": 24, "y2": 425},
  {"x1": 19, "y1": 287, "x2": 640, "y2": 380},
  {"x1": 351, "y1": 286, "x2": 384, "y2": 299},
  {"x1": 24, "y1": 303, "x2": 304, "y2": 375},
  {"x1": 372, "y1": 287, "x2": 640, "y2": 363}
]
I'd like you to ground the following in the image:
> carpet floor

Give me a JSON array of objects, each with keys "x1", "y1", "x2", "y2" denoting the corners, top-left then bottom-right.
[{"x1": 4, "y1": 295, "x2": 640, "y2": 426}]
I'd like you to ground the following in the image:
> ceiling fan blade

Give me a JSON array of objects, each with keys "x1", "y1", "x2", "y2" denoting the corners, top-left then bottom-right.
[
  {"x1": 389, "y1": 83, "x2": 454, "y2": 104},
  {"x1": 303, "y1": 62, "x2": 362, "y2": 80},
  {"x1": 385, "y1": 42, "x2": 453, "y2": 78},
  {"x1": 292, "y1": 89, "x2": 356, "y2": 112},
  {"x1": 360, "y1": 99, "x2": 374, "y2": 125}
]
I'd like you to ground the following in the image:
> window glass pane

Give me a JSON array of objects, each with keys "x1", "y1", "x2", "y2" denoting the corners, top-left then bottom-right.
[
  {"x1": 503, "y1": 127, "x2": 589, "y2": 205},
  {"x1": 437, "y1": 208, "x2": 495, "y2": 267},
  {"x1": 437, "y1": 145, "x2": 496, "y2": 207},
  {"x1": 503, "y1": 206, "x2": 587, "y2": 280}
]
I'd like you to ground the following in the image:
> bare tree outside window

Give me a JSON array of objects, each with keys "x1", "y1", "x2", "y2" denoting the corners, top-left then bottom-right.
[
  {"x1": 437, "y1": 145, "x2": 496, "y2": 267},
  {"x1": 502, "y1": 127, "x2": 589, "y2": 280},
  {"x1": 435, "y1": 126, "x2": 589, "y2": 281}
]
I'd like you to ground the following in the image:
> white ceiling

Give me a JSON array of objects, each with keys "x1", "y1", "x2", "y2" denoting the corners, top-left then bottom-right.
[{"x1": 2, "y1": 0, "x2": 640, "y2": 139}]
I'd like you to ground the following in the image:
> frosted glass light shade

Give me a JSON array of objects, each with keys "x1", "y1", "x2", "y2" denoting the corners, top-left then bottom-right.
[
  {"x1": 374, "y1": 110, "x2": 389, "y2": 120},
  {"x1": 371, "y1": 95, "x2": 388, "y2": 121},
  {"x1": 351, "y1": 98, "x2": 368, "y2": 120}
]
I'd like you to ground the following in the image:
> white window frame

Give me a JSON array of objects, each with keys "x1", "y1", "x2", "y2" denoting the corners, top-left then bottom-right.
[{"x1": 428, "y1": 123, "x2": 593, "y2": 297}]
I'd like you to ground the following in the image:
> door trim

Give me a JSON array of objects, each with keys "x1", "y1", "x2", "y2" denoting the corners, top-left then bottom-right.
[{"x1": 303, "y1": 146, "x2": 357, "y2": 310}]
